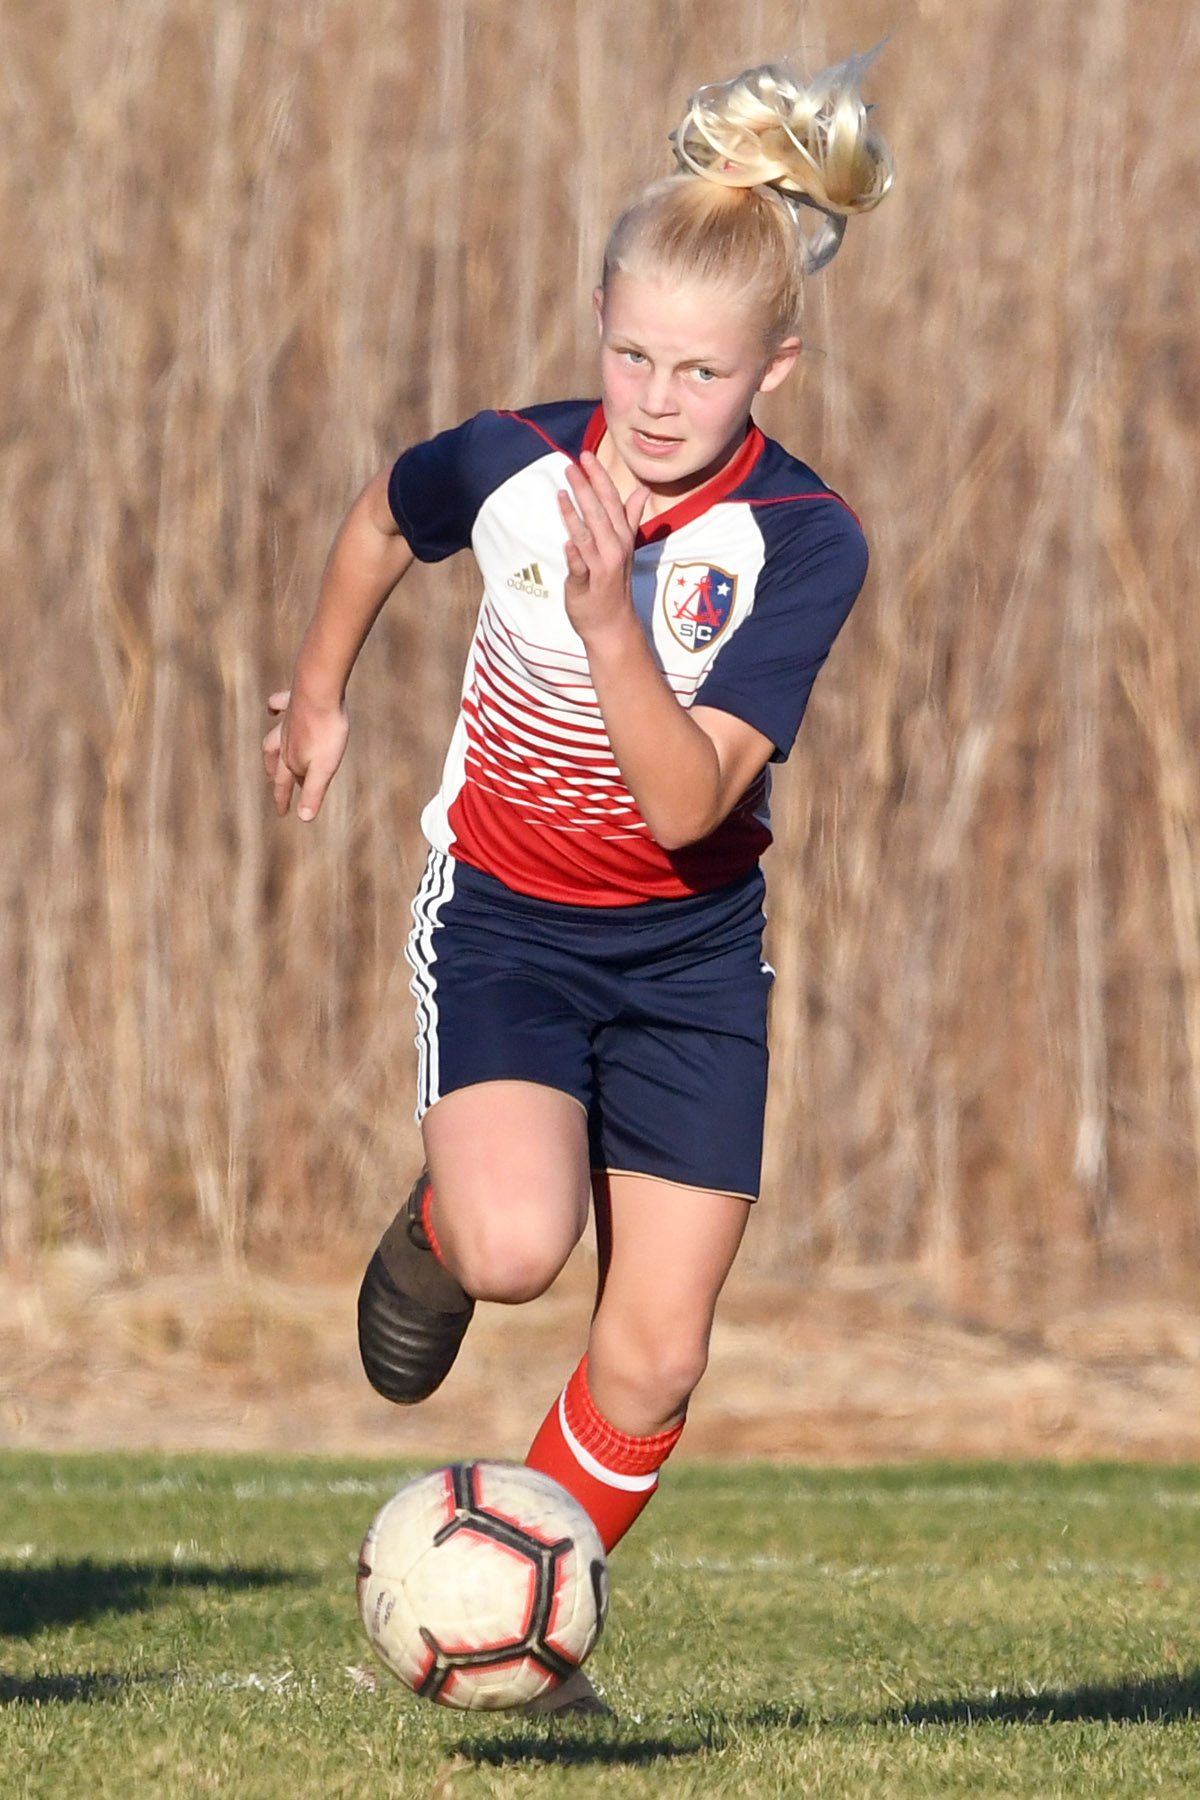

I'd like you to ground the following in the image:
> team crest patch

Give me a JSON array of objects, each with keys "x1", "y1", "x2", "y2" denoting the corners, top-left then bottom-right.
[{"x1": 662, "y1": 562, "x2": 738, "y2": 652}]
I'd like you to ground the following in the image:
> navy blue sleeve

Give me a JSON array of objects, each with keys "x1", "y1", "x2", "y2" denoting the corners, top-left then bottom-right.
[
  {"x1": 387, "y1": 402, "x2": 597, "y2": 563},
  {"x1": 692, "y1": 499, "x2": 868, "y2": 760},
  {"x1": 387, "y1": 413, "x2": 495, "y2": 562}
]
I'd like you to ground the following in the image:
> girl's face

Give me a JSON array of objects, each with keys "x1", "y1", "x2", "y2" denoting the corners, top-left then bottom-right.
[{"x1": 594, "y1": 269, "x2": 800, "y2": 507}]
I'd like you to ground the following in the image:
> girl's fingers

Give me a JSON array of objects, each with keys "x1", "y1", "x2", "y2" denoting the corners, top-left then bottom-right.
[
  {"x1": 624, "y1": 483, "x2": 650, "y2": 536},
  {"x1": 559, "y1": 476, "x2": 637, "y2": 596},
  {"x1": 272, "y1": 763, "x2": 296, "y2": 816},
  {"x1": 578, "y1": 449, "x2": 626, "y2": 517},
  {"x1": 565, "y1": 456, "x2": 628, "y2": 546},
  {"x1": 296, "y1": 763, "x2": 330, "y2": 822},
  {"x1": 557, "y1": 485, "x2": 585, "y2": 530},
  {"x1": 558, "y1": 488, "x2": 604, "y2": 562},
  {"x1": 561, "y1": 471, "x2": 607, "y2": 546}
]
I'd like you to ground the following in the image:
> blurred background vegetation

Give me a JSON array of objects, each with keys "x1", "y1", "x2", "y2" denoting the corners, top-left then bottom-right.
[{"x1": 1, "y1": 0, "x2": 1196, "y2": 1304}]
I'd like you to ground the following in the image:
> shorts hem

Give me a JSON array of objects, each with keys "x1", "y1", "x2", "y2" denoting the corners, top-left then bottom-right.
[
  {"x1": 592, "y1": 1165, "x2": 759, "y2": 1204},
  {"x1": 422, "y1": 1078, "x2": 589, "y2": 1121}
]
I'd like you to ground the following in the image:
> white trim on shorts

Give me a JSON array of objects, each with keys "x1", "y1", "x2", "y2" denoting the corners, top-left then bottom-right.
[
  {"x1": 596, "y1": 1166, "x2": 759, "y2": 1204},
  {"x1": 405, "y1": 850, "x2": 457, "y2": 1120}
]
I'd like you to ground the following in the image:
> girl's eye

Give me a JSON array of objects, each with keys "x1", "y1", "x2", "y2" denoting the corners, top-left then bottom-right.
[
  {"x1": 693, "y1": 366, "x2": 718, "y2": 383},
  {"x1": 623, "y1": 350, "x2": 647, "y2": 366}
]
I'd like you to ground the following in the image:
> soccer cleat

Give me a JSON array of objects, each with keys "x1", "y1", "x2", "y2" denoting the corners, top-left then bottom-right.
[
  {"x1": 521, "y1": 1666, "x2": 615, "y2": 1719},
  {"x1": 357, "y1": 1171, "x2": 475, "y2": 1404}
]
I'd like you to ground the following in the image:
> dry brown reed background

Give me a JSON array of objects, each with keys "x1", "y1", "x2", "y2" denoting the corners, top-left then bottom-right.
[{"x1": 1, "y1": 0, "x2": 1197, "y2": 1305}]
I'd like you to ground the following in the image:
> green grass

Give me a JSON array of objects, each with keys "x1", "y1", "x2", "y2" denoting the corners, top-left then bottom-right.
[{"x1": 3, "y1": 1455, "x2": 1200, "y2": 1797}]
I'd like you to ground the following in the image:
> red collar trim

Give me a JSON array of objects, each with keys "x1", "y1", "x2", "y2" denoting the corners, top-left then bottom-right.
[
  {"x1": 582, "y1": 404, "x2": 608, "y2": 456},
  {"x1": 582, "y1": 404, "x2": 767, "y2": 545}
]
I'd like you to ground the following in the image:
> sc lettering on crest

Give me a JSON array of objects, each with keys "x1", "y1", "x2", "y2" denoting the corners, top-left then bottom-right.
[{"x1": 661, "y1": 562, "x2": 738, "y2": 652}]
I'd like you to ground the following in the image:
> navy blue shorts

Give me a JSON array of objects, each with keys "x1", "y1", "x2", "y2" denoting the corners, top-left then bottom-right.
[{"x1": 405, "y1": 851, "x2": 773, "y2": 1200}]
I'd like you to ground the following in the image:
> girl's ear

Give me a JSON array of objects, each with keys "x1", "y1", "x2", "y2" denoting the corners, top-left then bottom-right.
[
  {"x1": 593, "y1": 287, "x2": 606, "y2": 337},
  {"x1": 758, "y1": 336, "x2": 802, "y2": 395}
]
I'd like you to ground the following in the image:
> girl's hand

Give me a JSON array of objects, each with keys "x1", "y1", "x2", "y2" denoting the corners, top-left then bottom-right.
[
  {"x1": 558, "y1": 452, "x2": 649, "y2": 643},
  {"x1": 262, "y1": 688, "x2": 350, "y2": 821}
]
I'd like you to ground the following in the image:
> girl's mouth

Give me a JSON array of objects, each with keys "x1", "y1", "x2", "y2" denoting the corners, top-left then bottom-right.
[{"x1": 632, "y1": 427, "x2": 683, "y2": 457}]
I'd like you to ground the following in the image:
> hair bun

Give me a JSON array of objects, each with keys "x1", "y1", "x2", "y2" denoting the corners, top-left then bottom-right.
[{"x1": 671, "y1": 45, "x2": 894, "y2": 250}]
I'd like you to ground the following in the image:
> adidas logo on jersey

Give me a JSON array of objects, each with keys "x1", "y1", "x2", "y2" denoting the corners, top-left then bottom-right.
[{"x1": 507, "y1": 562, "x2": 550, "y2": 598}]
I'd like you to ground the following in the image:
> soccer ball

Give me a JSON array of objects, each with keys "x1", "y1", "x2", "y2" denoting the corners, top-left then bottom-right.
[{"x1": 356, "y1": 1461, "x2": 608, "y2": 1710}]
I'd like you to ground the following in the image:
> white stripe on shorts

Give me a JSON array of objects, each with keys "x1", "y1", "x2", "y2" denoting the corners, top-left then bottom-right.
[{"x1": 405, "y1": 850, "x2": 456, "y2": 1119}]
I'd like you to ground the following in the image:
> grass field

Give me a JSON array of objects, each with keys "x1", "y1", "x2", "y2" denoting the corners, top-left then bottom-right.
[{"x1": 3, "y1": 1456, "x2": 1200, "y2": 1797}]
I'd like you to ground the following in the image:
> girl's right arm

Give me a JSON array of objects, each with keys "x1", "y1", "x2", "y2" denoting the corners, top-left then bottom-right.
[{"x1": 263, "y1": 466, "x2": 414, "y2": 821}]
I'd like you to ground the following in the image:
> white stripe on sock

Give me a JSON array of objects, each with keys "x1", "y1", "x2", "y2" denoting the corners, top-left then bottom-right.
[{"x1": 557, "y1": 1393, "x2": 660, "y2": 1494}]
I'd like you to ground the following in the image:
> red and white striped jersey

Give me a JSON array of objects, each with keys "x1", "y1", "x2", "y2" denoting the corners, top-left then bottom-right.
[{"x1": 388, "y1": 400, "x2": 867, "y2": 905}]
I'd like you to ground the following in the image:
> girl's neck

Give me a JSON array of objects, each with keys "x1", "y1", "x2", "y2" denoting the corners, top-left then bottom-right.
[{"x1": 592, "y1": 427, "x2": 747, "y2": 523}]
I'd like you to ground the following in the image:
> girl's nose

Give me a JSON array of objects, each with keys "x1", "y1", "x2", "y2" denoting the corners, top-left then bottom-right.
[{"x1": 641, "y1": 372, "x2": 677, "y2": 416}]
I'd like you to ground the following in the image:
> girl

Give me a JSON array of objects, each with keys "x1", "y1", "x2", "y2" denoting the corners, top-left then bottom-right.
[{"x1": 264, "y1": 49, "x2": 892, "y2": 1713}]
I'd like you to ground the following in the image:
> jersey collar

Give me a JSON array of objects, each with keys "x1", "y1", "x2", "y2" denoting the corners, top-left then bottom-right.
[{"x1": 583, "y1": 403, "x2": 766, "y2": 546}]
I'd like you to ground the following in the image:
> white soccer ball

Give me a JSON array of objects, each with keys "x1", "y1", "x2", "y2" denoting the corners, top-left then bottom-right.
[{"x1": 357, "y1": 1461, "x2": 609, "y2": 1711}]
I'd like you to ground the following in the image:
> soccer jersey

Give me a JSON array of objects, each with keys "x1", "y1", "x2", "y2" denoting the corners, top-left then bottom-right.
[{"x1": 388, "y1": 399, "x2": 867, "y2": 905}]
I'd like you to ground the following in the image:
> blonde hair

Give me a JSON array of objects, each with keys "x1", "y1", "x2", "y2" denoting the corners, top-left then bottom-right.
[{"x1": 603, "y1": 47, "x2": 894, "y2": 347}]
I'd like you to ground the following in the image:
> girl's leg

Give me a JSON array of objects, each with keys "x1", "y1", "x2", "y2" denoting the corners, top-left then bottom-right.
[
  {"x1": 527, "y1": 1173, "x2": 751, "y2": 1549},
  {"x1": 358, "y1": 1078, "x2": 591, "y2": 1406},
  {"x1": 422, "y1": 1079, "x2": 592, "y2": 1301},
  {"x1": 586, "y1": 1173, "x2": 750, "y2": 1433}
]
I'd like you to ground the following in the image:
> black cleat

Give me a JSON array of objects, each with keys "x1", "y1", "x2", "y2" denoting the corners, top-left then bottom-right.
[
  {"x1": 521, "y1": 1667, "x2": 614, "y2": 1719},
  {"x1": 357, "y1": 1171, "x2": 475, "y2": 1404}
]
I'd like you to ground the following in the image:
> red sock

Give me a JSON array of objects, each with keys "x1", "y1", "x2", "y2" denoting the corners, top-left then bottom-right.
[
  {"x1": 419, "y1": 1179, "x2": 448, "y2": 1266},
  {"x1": 525, "y1": 1354, "x2": 684, "y2": 1552}
]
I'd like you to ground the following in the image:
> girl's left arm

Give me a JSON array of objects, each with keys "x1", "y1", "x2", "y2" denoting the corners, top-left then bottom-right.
[
  {"x1": 264, "y1": 468, "x2": 414, "y2": 821},
  {"x1": 559, "y1": 452, "x2": 774, "y2": 850}
]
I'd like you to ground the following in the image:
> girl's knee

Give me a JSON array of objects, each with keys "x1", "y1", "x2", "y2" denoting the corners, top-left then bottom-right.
[
  {"x1": 440, "y1": 1209, "x2": 572, "y2": 1304},
  {"x1": 590, "y1": 1326, "x2": 710, "y2": 1425}
]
